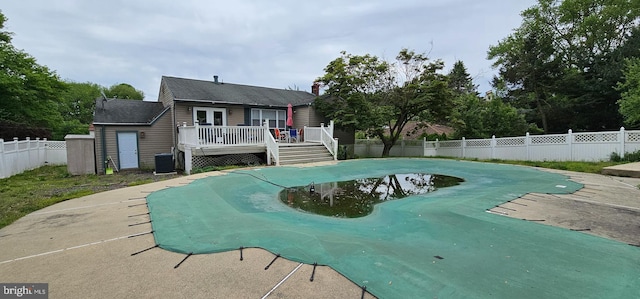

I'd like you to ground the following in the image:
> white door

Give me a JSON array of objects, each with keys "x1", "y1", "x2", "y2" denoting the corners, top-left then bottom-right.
[
  {"x1": 193, "y1": 108, "x2": 226, "y2": 126},
  {"x1": 117, "y1": 132, "x2": 139, "y2": 169}
]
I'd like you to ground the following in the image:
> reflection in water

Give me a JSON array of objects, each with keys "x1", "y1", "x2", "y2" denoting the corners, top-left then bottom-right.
[{"x1": 279, "y1": 173, "x2": 464, "y2": 218}]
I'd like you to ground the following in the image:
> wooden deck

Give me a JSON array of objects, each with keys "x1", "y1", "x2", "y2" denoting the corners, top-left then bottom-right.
[{"x1": 177, "y1": 124, "x2": 338, "y2": 173}]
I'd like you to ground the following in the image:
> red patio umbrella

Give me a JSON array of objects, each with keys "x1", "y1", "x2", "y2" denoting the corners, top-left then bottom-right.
[{"x1": 286, "y1": 103, "x2": 293, "y2": 128}]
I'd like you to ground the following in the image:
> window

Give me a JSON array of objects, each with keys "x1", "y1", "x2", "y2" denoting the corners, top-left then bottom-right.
[{"x1": 251, "y1": 108, "x2": 286, "y2": 129}]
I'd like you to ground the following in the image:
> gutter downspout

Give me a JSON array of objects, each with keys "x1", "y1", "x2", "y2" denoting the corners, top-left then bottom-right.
[
  {"x1": 173, "y1": 101, "x2": 179, "y2": 169},
  {"x1": 101, "y1": 125, "x2": 107, "y2": 174}
]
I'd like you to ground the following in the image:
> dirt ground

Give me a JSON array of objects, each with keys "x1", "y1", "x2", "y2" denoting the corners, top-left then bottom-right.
[{"x1": 490, "y1": 169, "x2": 640, "y2": 246}]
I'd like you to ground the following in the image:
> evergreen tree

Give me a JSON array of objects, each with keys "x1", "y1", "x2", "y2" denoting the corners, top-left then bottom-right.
[{"x1": 447, "y1": 60, "x2": 477, "y2": 95}]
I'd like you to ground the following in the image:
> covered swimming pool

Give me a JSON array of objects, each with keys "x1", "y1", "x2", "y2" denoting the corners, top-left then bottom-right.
[{"x1": 146, "y1": 158, "x2": 640, "y2": 298}]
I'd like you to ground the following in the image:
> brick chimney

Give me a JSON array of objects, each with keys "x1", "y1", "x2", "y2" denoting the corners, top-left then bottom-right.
[{"x1": 311, "y1": 82, "x2": 320, "y2": 96}]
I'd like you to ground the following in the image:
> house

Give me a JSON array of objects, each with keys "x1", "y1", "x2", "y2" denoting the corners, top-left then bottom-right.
[
  {"x1": 93, "y1": 98, "x2": 172, "y2": 174},
  {"x1": 93, "y1": 75, "x2": 337, "y2": 174}
]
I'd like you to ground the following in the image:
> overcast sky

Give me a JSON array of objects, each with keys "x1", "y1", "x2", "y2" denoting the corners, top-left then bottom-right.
[{"x1": 2, "y1": 0, "x2": 536, "y2": 101}]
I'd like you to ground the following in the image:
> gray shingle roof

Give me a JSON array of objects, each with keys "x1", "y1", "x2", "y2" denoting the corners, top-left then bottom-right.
[
  {"x1": 93, "y1": 99, "x2": 168, "y2": 124},
  {"x1": 162, "y1": 76, "x2": 316, "y2": 107}
]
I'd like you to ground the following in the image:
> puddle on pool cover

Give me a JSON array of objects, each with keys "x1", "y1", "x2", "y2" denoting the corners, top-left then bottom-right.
[{"x1": 279, "y1": 173, "x2": 464, "y2": 218}]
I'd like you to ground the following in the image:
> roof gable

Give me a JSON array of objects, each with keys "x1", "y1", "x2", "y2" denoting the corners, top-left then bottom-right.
[
  {"x1": 162, "y1": 76, "x2": 316, "y2": 107},
  {"x1": 93, "y1": 99, "x2": 168, "y2": 125}
]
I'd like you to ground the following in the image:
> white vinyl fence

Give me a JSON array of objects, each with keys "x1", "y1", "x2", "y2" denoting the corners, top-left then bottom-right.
[
  {"x1": 0, "y1": 138, "x2": 67, "y2": 179},
  {"x1": 355, "y1": 128, "x2": 640, "y2": 162},
  {"x1": 355, "y1": 139, "x2": 426, "y2": 157}
]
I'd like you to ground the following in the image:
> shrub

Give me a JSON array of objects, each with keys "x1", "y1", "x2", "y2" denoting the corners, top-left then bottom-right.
[{"x1": 610, "y1": 150, "x2": 640, "y2": 162}]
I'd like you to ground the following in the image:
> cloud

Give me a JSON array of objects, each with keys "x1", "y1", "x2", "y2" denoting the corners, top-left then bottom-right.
[{"x1": 1, "y1": 0, "x2": 535, "y2": 100}]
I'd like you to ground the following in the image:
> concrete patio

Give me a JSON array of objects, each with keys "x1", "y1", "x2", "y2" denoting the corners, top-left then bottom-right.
[{"x1": 1, "y1": 161, "x2": 639, "y2": 298}]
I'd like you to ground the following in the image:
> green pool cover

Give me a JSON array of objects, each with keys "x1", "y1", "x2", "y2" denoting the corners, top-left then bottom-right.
[{"x1": 146, "y1": 159, "x2": 640, "y2": 298}]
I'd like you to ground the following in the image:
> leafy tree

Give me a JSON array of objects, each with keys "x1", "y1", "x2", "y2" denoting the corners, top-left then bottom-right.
[
  {"x1": 315, "y1": 49, "x2": 453, "y2": 157},
  {"x1": 488, "y1": 14, "x2": 565, "y2": 133},
  {"x1": 617, "y1": 58, "x2": 640, "y2": 128},
  {"x1": 51, "y1": 82, "x2": 104, "y2": 137},
  {"x1": 451, "y1": 93, "x2": 531, "y2": 139},
  {"x1": 450, "y1": 93, "x2": 486, "y2": 138},
  {"x1": 0, "y1": 11, "x2": 11, "y2": 43},
  {"x1": 488, "y1": 0, "x2": 640, "y2": 133},
  {"x1": 0, "y1": 11, "x2": 68, "y2": 139},
  {"x1": 104, "y1": 83, "x2": 144, "y2": 100},
  {"x1": 60, "y1": 82, "x2": 102, "y2": 124}
]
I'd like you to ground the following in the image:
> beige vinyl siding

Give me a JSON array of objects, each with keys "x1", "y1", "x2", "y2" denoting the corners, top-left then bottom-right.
[
  {"x1": 227, "y1": 107, "x2": 245, "y2": 125},
  {"x1": 294, "y1": 105, "x2": 326, "y2": 128},
  {"x1": 174, "y1": 103, "x2": 192, "y2": 126},
  {"x1": 95, "y1": 111, "x2": 173, "y2": 174},
  {"x1": 307, "y1": 106, "x2": 326, "y2": 127},
  {"x1": 138, "y1": 112, "x2": 174, "y2": 169},
  {"x1": 158, "y1": 81, "x2": 177, "y2": 146},
  {"x1": 158, "y1": 81, "x2": 174, "y2": 108},
  {"x1": 94, "y1": 126, "x2": 106, "y2": 174},
  {"x1": 292, "y1": 105, "x2": 311, "y2": 128}
]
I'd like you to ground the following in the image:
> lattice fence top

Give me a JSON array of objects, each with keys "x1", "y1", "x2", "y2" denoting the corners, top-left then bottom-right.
[
  {"x1": 424, "y1": 142, "x2": 437, "y2": 149},
  {"x1": 465, "y1": 139, "x2": 491, "y2": 147},
  {"x1": 46, "y1": 141, "x2": 67, "y2": 149},
  {"x1": 496, "y1": 138, "x2": 525, "y2": 146},
  {"x1": 627, "y1": 132, "x2": 640, "y2": 142},
  {"x1": 2, "y1": 143, "x2": 17, "y2": 151},
  {"x1": 439, "y1": 141, "x2": 462, "y2": 148},
  {"x1": 531, "y1": 135, "x2": 566, "y2": 144},
  {"x1": 402, "y1": 140, "x2": 423, "y2": 146},
  {"x1": 574, "y1": 132, "x2": 618, "y2": 143},
  {"x1": 355, "y1": 139, "x2": 383, "y2": 145}
]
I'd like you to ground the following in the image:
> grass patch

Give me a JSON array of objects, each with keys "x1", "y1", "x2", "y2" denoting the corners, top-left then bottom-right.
[
  {"x1": 0, "y1": 165, "x2": 181, "y2": 229},
  {"x1": 425, "y1": 156, "x2": 623, "y2": 174},
  {"x1": 484, "y1": 159, "x2": 621, "y2": 174}
]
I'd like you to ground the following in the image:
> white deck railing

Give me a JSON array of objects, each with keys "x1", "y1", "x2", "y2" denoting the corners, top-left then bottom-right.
[
  {"x1": 264, "y1": 129, "x2": 279, "y2": 166},
  {"x1": 304, "y1": 121, "x2": 338, "y2": 160},
  {"x1": 179, "y1": 124, "x2": 266, "y2": 147}
]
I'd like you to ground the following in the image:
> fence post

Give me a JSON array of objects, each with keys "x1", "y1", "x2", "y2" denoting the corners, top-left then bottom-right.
[
  {"x1": 435, "y1": 138, "x2": 439, "y2": 156},
  {"x1": 184, "y1": 146, "x2": 193, "y2": 175},
  {"x1": 525, "y1": 132, "x2": 530, "y2": 161},
  {"x1": 0, "y1": 138, "x2": 4, "y2": 178},
  {"x1": 25, "y1": 137, "x2": 32, "y2": 171},
  {"x1": 619, "y1": 127, "x2": 625, "y2": 159},
  {"x1": 43, "y1": 138, "x2": 48, "y2": 165},
  {"x1": 422, "y1": 137, "x2": 426, "y2": 157},
  {"x1": 194, "y1": 120, "x2": 200, "y2": 145},
  {"x1": 328, "y1": 120, "x2": 334, "y2": 137},
  {"x1": 462, "y1": 137, "x2": 466, "y2": 158},
  {"x1": 36, "y1": 138, "x2": 41, "y2": 167},
  {"x1": 567, "y1": 129, "x2": 573, "y2": 161},
  {"x1": 491, "y1": 135, "x2": 496, "y2": 159}
]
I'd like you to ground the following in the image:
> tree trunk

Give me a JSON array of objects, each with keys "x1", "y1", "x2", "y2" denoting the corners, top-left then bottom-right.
[
  {"x1": 535, "y1": 94, "x2": 549, "y2": 134},
  {"x1": 381, "y1": 142, "x2": 393, "y2": 157}
]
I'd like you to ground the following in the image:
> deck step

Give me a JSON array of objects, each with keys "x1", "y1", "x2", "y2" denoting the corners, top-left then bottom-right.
[{"x1": 277, "y1": 143, "x2": 334, "y2": 165}]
